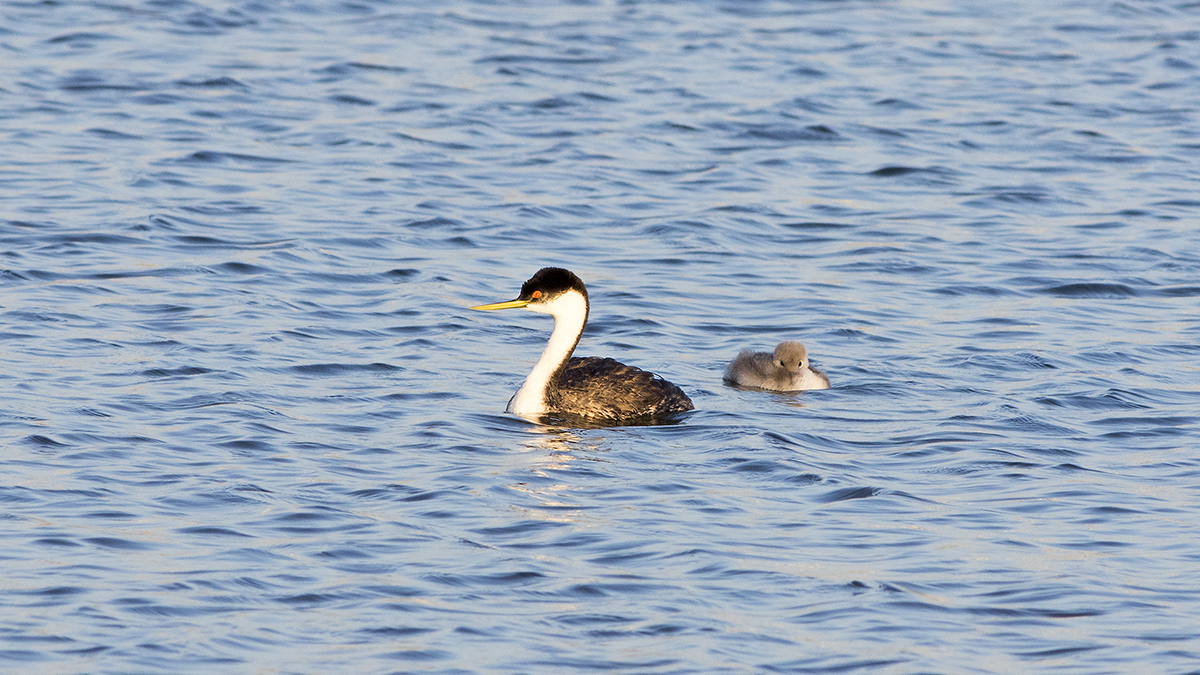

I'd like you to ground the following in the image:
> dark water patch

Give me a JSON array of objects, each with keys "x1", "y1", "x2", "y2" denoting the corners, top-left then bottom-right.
[
  {"x1": 311, "y1": 236, "x2": 392, "y2": 250},
  {"x1": 85, "y1": 537, "x2": 154, "y2": 551},
  {"x1": 47, "y1": 31, "x2": 122, "y2": 45},
  {"x1": 0, "y1": 487, "x2": 41, "y2": 504},
  {"x1": 382, "y1": 391, "x2": 464, "y2": 402},
  {"x1": 564, "y1": 579, "x2": 684, "y2": 597},
  {"x1": 316, "y1": 547, "x2": 372, "y2": 560},
  {"x1": 637, "y1": 164, "x2": 718, "y2": 177},
  {"x1": 1051, "y1": 462, "x2": 1096, "y2": 473},
  {"x1": 58, "y1": 73, "x2": 143, "y2": 92},
  {"x1": 140, "y1": 366, "x2": 215, "y2": 378},
  {"x1": 132, "y1": 92, "x2": 186, "y2": 106},
  {"x1": 362, "y1": 584, "x2": 425, "y2": 598},
  {"x1": 1147, "y1": 344, "x2": 1200, "y2": 356},
  {"x1": 317, "y1": 61, "x2": 408, "y2": 76},
  {"x1": 82, "y1": 511, "x2": 137, "y2": 520},
  {"x1": 402, "y1": 216, "x2": 464, "y2": 229},
  {"x1": 169, "y1": 235, "x2": 292, "y2": 250},
  {"x1": 868, "y1": 166, "x2": 959, "y2": 183},
  {"x1": 39, "y1": 232, "x2": 146, "y2": 246},
  {"x1": 329, "y1": 94, "x2": 376, "y2": 106},
  {"x1": 33, "y1": 538, "x2": 83, "y2": 548},
  {"x1": 219, "y1": 439, "x2": 275, "y2": 452},
  {"x1": 816, "y1": 487, "x2": 885, "y2": 504},
  {"x1": 1091, "y1": 415, "x2": 1193, "y2": 428},
  {"x1": 1037, "y1": 282, "x2": 1139, "y2": 298},
  {"x1": 348, "y1": 484, "x2": 423, "y2": 499},
  {"x1": 122, "y1": 602, "x2": 246, "y2": 618},
  {"x1": 525, "y1": 94, "x2": 602, "y2": 110},
  {"x1": 166, "y1": 6, "x2": 258, "y2": 33},
  {"x1": 1016, "y1": 644, "x2": 1105, "y2": 659},
  {"x1": 1073, "y1": 220, "x2": 1125, "y2": 230},
  {"x1": 644, "y1": 482, "x2": 697, "y2": 493},
  {"x1": 781, "y1": 221, "x2": 856, "y2": 231},
  {"x1": 727, "y1": 122, "x2": 841, "y2": 143},
  {"x1": 1076, "y1": 350, "x2": 1143, "y2": 366},
  {"x1": 392, "y1": 132, "x2": 475, "y2": 150},
  {"x1": 88, "y1": 268, "x2": 188, "y2": 280},
  {"x1": 16, "y1": 586, "x2": 89, "y2": 598},
  {"x1": 1152, "y1": 199, "x2": 1200, "y2": 210},
  {"x1": 359, "y1": 626, "x2": 433, "y2": 638},
  {"x1": 24, "y1": 435, "x2": 68, "y2": 447},
  {"x1": 933, "y1": 284, "x2": 1017, "y2": 297},
  {"x1": 259, "y1": 510, "x2": 366, "y2": 536},
  {"x1": 828, "y1": 259, "x2": 943, "y2": 275},
  {"x1": 174, "y1": 76, "x2": 247, "y2": 88},
  {"x1": 961, "y1": 185, "x2": 1069, "y2": 209},
  {"x1": 472, "y1": 520, "x2": 569, "y2": 537},
  {"x1": 384, "y1": 268, "x2": 420, "y2": 280},
  {"x1": 769, "y1": 656, "x2": 913, "y2": 673},
  {"x1": 272, "y1": 592, "x2": 345, "y2": 606},
  {"x1": 1034, "y1": 389, "x2": 1153, "y2": 410},
  {"x1": 428, "y1": 571, "x2": 547, "y2": 588},
  {"x1": 399, "y1": 489, "x2": 458, "y2": 503},
  {"x1": 287, "y1": 362, "x2": 401, "y2": 376},
  {"x1": 475, "y1": 54, "x2": 616, "y2": 66},
  {"x1": 724, "y1": 458, "x2": 789, "y2": 474},
  {"x1": 177, "y1": 151, "x2": 295, "y2": 166},
  {"x1": 528, "y1": 656, "x2": 680, "y2": 670},
  {"x1": 3, "y1": 220, "x2": 54, "y2": 230},
  {"x1": 874, "y1": 97, "x2": 923, "y2": 109},
  {"x1": 0, "y1": 650, "x2": 52, "y2": 662},
  {"x1": 551, "y1": 613, "x2": 639, "y2": 627},
  {"x1": 381, "y1": 649, "x2": 454, "y2": 661},
  {"x1": 1016, "y1": 353, "x2": 1057, "y2": 369},
  {"x1": 85, "y1": 128, "x2": 143, "y2": 140},
  {"x1": 177, "y1": 526, "x2": 254, "y2": 538},
  {"x1": 211, "y1": 262, "x2": 270, "y2": 275}
]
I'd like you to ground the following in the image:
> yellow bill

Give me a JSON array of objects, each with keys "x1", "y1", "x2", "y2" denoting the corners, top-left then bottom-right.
[{"x1": 470, "y1": 298, "x2": 530, "y2": 311}]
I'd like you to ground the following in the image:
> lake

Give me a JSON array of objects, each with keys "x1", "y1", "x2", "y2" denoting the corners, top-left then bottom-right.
[{"x1": 2, "y1": 1, "x2": 1199, "y2": 673}]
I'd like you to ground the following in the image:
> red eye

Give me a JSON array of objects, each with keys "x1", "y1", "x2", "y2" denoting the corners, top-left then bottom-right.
[{"x1": 532, "y1": 290, "x2": 542, "y2": 299}]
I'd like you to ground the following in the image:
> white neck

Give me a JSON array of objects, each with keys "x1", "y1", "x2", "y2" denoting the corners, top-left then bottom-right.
[{"x1": 507, "y1": 290, "x2": 589, "y2": 414}]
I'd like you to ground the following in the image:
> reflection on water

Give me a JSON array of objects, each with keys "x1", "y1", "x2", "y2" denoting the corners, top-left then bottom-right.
[{"x1": 512, "y1": 426, "x2": 606, "y2": 524}]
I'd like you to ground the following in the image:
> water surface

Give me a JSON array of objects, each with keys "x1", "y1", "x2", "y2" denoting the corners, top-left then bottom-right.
[{"x1": 2, "y1": 1, "x2": 1200, "y2": 673}]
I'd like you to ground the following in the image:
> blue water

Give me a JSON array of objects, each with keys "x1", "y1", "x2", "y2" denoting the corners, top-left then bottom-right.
[{"x1": 3, "y1": 1, "x2": 1200, "y2": 673}]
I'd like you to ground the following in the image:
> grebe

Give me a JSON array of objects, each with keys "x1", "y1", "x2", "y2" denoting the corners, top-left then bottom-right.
[
  {"x1": 471, "y1": 267, "x2": 694, "y2": 422},
  {"x1": 724, "y1": 341, "x2": 830, "y2": 391}
]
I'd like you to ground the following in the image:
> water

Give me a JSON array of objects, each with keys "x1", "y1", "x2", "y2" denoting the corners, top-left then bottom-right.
[{"x1": 3, "y1": 0, "x2": 1200, "y2": 673}]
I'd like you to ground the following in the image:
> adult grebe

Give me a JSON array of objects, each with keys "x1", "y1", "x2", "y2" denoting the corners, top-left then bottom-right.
[
  {"x1": 724, "y1": 341, "x2": 830, "y2": 391},
  {"x1": 471, "y1": 267, "x2": 694, "y2": 421}
]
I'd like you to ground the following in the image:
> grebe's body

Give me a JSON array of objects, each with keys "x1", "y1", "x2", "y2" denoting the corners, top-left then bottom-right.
[
  {"x1": 724, "y1": 341, "x2": 830, "y2": 392},
  {"x1": 472, "y1": 267, "x2": 693, "y2": 422}
]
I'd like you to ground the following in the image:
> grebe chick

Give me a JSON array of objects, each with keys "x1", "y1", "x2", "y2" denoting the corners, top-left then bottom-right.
[
  {"x1": 724, "y1": 341, "x2": 830, "y2": 391},
  {"x1": 471, "y1": 267, "x2": 693, "y2": 422}
]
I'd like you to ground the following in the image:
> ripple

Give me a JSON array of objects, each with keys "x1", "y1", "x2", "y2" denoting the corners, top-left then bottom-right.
[
  {"x1": 286, "y1": 362, "x2": 402, "y2": 376},
  {"x1": 817, "y1": 487, "x2": 886, "y2": 503},
  {"x1": 84, "y1": 537, "x2": 154, "y2": 551},
  {"x1": 4, "y1": 2, "x2": 1200, "y2": 674},
  {"x1": 1037, "y1": 282, "x2": 1140, "y2": 298}
]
